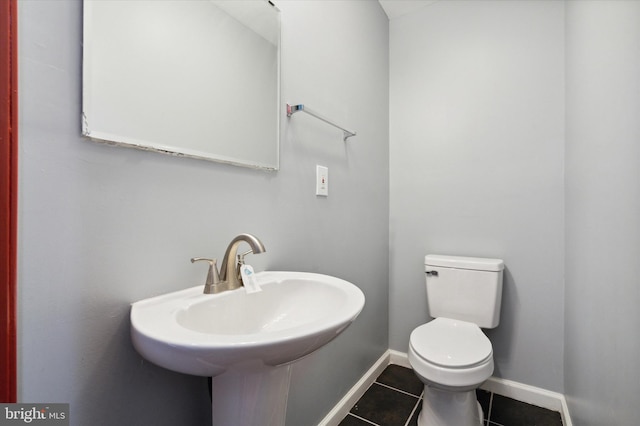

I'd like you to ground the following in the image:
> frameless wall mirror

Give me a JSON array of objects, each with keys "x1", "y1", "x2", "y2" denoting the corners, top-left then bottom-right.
[{"x1": 82, "y1": 0, "x2": 280, "y2": 170}]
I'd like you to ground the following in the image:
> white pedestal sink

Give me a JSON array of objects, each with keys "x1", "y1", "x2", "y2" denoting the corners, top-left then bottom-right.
[{"x1": 131, "y1": 271, "x2": 365, "y2": 425}]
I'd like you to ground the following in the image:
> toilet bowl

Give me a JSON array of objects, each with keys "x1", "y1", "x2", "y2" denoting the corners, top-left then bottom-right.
[
  {"x1": 409, "y1": 318, "x2": 494, "y2": 390},
  {"x1": 409, "y1": 318, "x2": 493, "y2": 426},
  {"x1": 409, "y1": 255, "x2": 504, "y2": 426}
]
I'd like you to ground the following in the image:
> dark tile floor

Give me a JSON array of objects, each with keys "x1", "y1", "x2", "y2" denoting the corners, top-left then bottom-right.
[{"x1": 339, "y1": 364, "x2": 563, "y2": 426}]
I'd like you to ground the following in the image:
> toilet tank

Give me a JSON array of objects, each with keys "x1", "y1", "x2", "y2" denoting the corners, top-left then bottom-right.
[{"x1": 425, "y1": 255, "x2": 504, "y2": 329}]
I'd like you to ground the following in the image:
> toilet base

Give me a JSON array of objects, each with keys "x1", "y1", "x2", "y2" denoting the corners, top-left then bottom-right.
[{"x1": 417, "y1": 385, "x2": 483, "y2": 426}]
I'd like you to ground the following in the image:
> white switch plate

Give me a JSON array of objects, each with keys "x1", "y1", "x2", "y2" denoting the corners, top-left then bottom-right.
[{"x1": 316, "y1": 165, "x2": 328, "y2": 196}]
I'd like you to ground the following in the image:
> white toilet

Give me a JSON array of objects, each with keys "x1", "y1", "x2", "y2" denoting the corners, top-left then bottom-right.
[{"x1": 408, "y1": 254, "x2": 504, "y2": 426}]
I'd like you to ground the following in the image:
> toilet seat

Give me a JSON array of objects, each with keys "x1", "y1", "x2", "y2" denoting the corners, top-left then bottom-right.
[
  {"x1": 410, "y1": 318, "x2": 492, "y2": 368},
  {"x1": 408, "y1": 317, "x2": 494, "y2": 390}
]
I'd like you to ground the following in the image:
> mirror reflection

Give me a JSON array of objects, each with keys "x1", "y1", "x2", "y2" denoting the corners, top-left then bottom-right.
[{"x1": 82, "y1": 0, "x2": 280, "y2": 170}]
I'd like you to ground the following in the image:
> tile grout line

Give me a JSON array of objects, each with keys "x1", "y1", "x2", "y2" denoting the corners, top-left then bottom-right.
[
  {"x1": 486, "y1": 391, "x2": 494, "y2": 425},
  {"x1": 403, "y1": 395, "x2": 423, "y2": 426},
  {"x1": 485, "y1": 393, "x2": 507, "y2": 426},
  {"x1": 347, "y1": 413, "x2": 380, "y2": 426},
  {"x1": 374, "y1": 380, "x2": 422, "y2": 399}
]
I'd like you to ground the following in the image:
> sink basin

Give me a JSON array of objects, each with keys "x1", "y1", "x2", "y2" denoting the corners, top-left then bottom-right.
[{"x1": 130, "y1": 271, "x2": 365, "y2": 377}]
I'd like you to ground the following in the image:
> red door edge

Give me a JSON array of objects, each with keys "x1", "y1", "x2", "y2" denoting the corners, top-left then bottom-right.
[{"x1": 0, "y1": 0, "x2": 18, "y2": 403}]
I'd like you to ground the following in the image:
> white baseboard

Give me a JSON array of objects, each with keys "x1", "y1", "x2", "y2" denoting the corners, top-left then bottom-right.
[
  {"x1": 560, "y1": 396, "x2": 573, "y2": 426},
  {"x1": 481, "y1": 377, "x2": 573, "y2": 426},
  {"x1": 317, "y1": 350, "x2": 390, "y2": 426},
  {"x1": 388, "y1": 349, "x2": 412, "y2": 368},
  {"x1": 319, "y1": 350, "x2": 573, "y2": 426}
]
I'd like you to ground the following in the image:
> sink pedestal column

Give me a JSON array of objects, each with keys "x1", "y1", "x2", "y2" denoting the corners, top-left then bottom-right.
[{"x1": 211, "y1": 364, "x2": 292, "y2": 426}]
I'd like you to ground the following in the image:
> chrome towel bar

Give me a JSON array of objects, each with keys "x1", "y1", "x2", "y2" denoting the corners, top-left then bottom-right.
[{"x1": 286, "y1": 103, "x2": 356, "y2": 142}]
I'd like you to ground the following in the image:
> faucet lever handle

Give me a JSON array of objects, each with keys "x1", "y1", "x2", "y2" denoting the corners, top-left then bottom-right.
[
  {"x1": 190, "y1": 258, "x2": 221, "y2": 292},
  {"x1": 237, "y1": 249, "x2": 253, "y2": 265}
]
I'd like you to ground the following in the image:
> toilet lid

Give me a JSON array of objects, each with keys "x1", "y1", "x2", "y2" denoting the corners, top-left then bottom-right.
[{"x1": 410, "y1": 317, "x2": 493, "y2": 368}]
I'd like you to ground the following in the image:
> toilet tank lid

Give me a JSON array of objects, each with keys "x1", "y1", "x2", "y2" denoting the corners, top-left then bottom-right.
[{"x1": 425, "y1": 255, "x2": 504, "y2": 271}]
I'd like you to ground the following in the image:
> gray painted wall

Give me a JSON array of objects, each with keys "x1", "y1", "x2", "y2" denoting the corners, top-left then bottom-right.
[
  {"x1": 389, "y1": 0, "x2": 566, "y2": 392},
  {"x1": 565, "y1": 1, "x2": 640, "y2": 424},
  {"x1": 17, "y1": 1, "x2": 389, "y2": 425}
]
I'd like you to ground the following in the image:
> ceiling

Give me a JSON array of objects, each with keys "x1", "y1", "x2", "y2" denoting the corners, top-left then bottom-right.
[{"x1": 378, "y1": 0, "x2": 440, "y2": 20}]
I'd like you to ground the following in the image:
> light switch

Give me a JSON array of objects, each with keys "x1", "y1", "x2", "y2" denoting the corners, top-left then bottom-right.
[{"x1": 316, "y1": 165, "x2": 328, "y2": 196}]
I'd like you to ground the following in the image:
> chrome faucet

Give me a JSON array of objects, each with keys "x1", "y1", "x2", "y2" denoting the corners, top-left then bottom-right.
[
  {"x1": 191, "y1": 234, "x2": 266, "y2": 294},
  {"x1": 219, "y1": 233, "x2": 266, "y2": 291}
]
